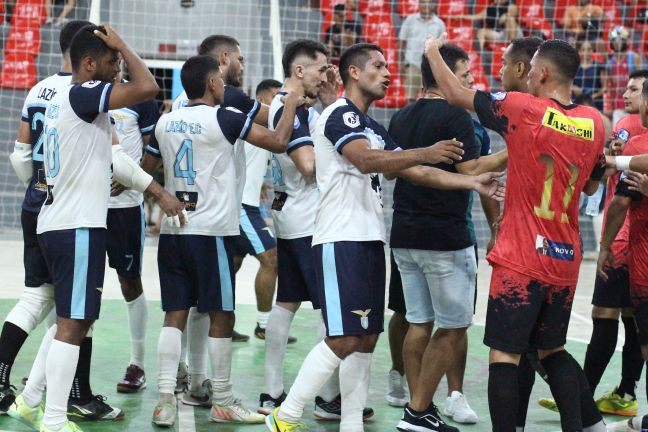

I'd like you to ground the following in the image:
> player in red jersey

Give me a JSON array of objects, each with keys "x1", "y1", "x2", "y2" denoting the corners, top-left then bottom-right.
[
  {"x1": 425, "y1": 35, "x2": 607, "y2": 431},
  {"x1": 597, "y1": 79, "x2": 648, "y2": 432}
]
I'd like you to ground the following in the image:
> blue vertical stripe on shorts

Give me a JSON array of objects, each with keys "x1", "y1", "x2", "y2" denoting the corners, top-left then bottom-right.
[
  {"x1": 322, "y1": 243, "x2": 343, "y2": 336},
  {"x1": 216, "y1": 236, "x2": 234, "y2": 311},
  {"x1": 72, "y1": 228, "x2": 89, "y2": 319}
]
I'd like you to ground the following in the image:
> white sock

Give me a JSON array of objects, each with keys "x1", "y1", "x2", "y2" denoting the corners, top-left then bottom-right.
[
  {"x1": 22, "y1": 325, "x2": 57, "y2": 407},
  {"x1": 257, "y1": 310, "x2": 270, "y2": 329},
  {"x1": 43, "y1": 340, "x2": 80, "y2": 430},
  {"x1": 208, "y1": 337, "x2": 233, "y2": 404},
  {"x1": 188, "y1": 307, "x2": 209, "y2": 391},
  {"x1": 126, "y1": 293, "x2": 148, "y2": 368},
  {"x1": 157, "y1": 327, "x2": 182, "y2": 395},
  {"x1": 339, "y1": 352, "x2": 372, "y2": 432},
  {"x1": 315, "y1": 319, "x2": 339, "y2": 402},
  {"x1": 264, "y1": 305, "x2": 295, "y2": 398},
  {"x1": 43, "y1": 308, "x2": 56, "y2": 329},
  {"x1": 278, "y1": 341, "x2": 342, "y2": 421},
  {"x1": 584, "y1": 421, "x2": 607, "y2": 432}
]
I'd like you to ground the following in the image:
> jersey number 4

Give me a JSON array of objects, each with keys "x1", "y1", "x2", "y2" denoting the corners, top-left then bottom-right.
[
  {"x1": 534, "y1": 154, "x2": 579, "y2": 223},
  {"x1": 174, "y1": 139, "x2": 197, "y2": 185}
]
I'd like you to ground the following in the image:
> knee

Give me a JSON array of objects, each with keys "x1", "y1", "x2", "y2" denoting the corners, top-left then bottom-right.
[
  {"x1": 119, "y1": 277, "x2": 143, "y2": 302},
  {"x1": 433, "y1": 327, "x2": 466, "y2": 342},
  {"x1": 258, "y1": 248, "x2": 277, "y2": 271},
  {"x1": 591, "y1": 306, "x2": 620, "y2": 320},
  {"x1": 209, "y1": 311, "x2": 236, "y2": 336},
  {"x1": 164, "y1": 310, "x2": 189, "y2": 330},
  {"x1": 326, "y1": 335, "x2": 363, "y2": 359},
  {"x1": 537, "y1": 346, "x2": 565, "y2": 360},
  {"x1": 55, "y1": 318, "x2": 94, "y2": 345}
]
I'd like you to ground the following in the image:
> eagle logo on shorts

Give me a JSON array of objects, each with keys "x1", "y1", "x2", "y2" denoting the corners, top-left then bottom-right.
[{"x1": 351, "y1": 309, "x2": 371, "y2": 329}]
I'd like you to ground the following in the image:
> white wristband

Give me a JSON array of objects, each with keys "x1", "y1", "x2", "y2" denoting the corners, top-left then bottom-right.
[
  {"x1": 112, "y1": 144, "x2": 153, "y2": 193},
  {"x1": 616, "y1": 156, "x2": 633, "y2": 172}
]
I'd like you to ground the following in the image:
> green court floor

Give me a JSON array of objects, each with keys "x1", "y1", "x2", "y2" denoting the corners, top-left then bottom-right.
[{"x1": 0, "y1": 300, "x2": 641, "y2": 431}]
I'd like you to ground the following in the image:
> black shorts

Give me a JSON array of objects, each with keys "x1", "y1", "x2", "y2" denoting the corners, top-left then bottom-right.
[
  {"x1": 484, "y1": 265, "x2": 576, "y2": 354},
  {"x1": 22, "y1": 209, "x2": 52, "y2": 287},
  {"x1": 314, "y1": 241, "x2": 386, "y2": 337},
  {"x1": 106, "y1": 205, "x2": 145, "y2": 278},
  {"x1": 387, "y1": 251, "x2": 406, "y2": 314},
  {"x1": 591, "y1": 265, "x2": 631, "y2": 308},
  {"x1": 235, "y1": 204, "x2": 276, "y2": 257},
  {"x1": 276, "y1": 236, "x2": 320, "y2": 309},
  {"x1": 158, "y1": 234, "x2": 236, "y2": 313},
  {"x1": 38, "y1": 228, "x2": 106, "y2": 320}
]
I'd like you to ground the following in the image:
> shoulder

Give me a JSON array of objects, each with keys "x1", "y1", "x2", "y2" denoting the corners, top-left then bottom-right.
[{"x1": 625, "y1": 134, "x2": 648, "y2": 155}]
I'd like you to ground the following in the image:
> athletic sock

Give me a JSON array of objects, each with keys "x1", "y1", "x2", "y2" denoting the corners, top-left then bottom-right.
[
  {"x1": 208, "y1": 337, "x2": 233, "y2": 404},
  {"x1": 264, "y1": 305, "x2": 295, "y2": 398},
  {"x1": 618, "y1": 316, "x2": 643, "y2": 398},
  {"x1": 126, "y1": 293, "x2": 148, "y2": 369},
  {"x1": 339, "y1": 352, "x2": 371, "y2": 432},
  {"x1": 70, "y1": 337, "x2": 93, "y2": 403},
  {"x1": 43, "y1": 308, "x2": 56, "y2": 329},
  {"x1": 0, "y1": 322, "x2": 29, "y2": 385},
  {"x1": 257, "y1": 311, "x2": 270, "y2": 330},
  {"x1": 23, "y1": 325, "x2": 57, "y2": 407},
  {"x1": 279, "y1": 341, "x2": 342, "y2": 421},
  {"x1": 488, "y1": 362, "x2": 519, "y2": 432},
  {"x1": 180, "y1": 327, "x2": 188, "y2": 364},
  {"x1": 43, "y1": 340, "x2": 80, "y2": 430},
  {"x1": 315, "y1": 319, "x2": 339, "y2": 402},
  {"x1": 569, "y1": 354, "x2": 603, "y2": 429},
  {"x1": 541, "y1": 351, "x2": 582, "y2": 432},
  {"x1": 157, "y1": 327, "x2": 182, "y2": 395},
  {"x1": 187, "y1": 308, "x2": 209, "y2": 391},
  {"x1": 583, "y1": 318, "x2": 618, "y2": 394},
  {"x1": 516, "y1": 354, "x2": 536, "y2": 429}
]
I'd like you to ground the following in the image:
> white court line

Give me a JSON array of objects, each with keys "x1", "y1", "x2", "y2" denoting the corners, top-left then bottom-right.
[{"x1": 178, "y1": 400, "x2": 196, "y2": 432}]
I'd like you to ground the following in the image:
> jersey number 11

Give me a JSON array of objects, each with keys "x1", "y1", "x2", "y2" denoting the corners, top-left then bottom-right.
[{"x1": 534, "y1": 154, "x2": 579, "y2": 224}]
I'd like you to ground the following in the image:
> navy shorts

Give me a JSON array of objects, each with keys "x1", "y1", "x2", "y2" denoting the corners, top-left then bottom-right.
[
  {"x1": 22, "y1": 209, "x2": 52, "y2": 287},
  {"x1": 314, "y1": 241, "x2": 386, "y2": 337},
  {"x1": 106, "y1": 205, "x2": 145, "y2": 278},
  {"x1": 592, "y1": 265, "x2": 631, "y2": 308},
  {"x1": 387, "y1": 251, "x2": 406, "y2": 314},
  {"x1": 235, "y1": 204, "x2": 276, "y2": 256},
  {"x1": 38, "y1": 228, "x2": 106, "y2": 320},
  {"x1": 276, "y1": 237, "x2": 320, "y2": 309},
  {"x1": 158, "y1": 234, "x2": 236, "y2": 313}
]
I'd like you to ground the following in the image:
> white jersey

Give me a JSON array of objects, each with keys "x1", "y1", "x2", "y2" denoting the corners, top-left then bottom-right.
[
  {"x1": 241, "y1": 144, "x2": 270, "y2": 207},
  {"x1": 154, "y1": 104, "x2": 252, "y2": 236},
  {"x1": 109, "y1": 98, "x2": 159, "y2": 208},
  {"x1": 269, "y1": 93, "x2": 319, "y2": 239},
  {"x1": 20, "y1": 72, "x2": 72, "y2": 214},
  {"x1": 312, "y1": 98, "x2": 399, "y2": 245},
  {"x1": 37, "y1": 81, "x2": 114, "y2": 233}
]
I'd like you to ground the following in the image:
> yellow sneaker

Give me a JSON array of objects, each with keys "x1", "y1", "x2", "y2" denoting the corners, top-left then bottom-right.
[
  {"x1": 596, "y1": 388, "x2": 638, "y2": 416},
  {"x1": 7, "y1": 394, "x2": 44, "y2": 431},
  {"x1": 265, "y1": 407, "x2": 307, "y2": 431},
  {"x1": 40, "y1": 420, "x2": 82, "y2": 431},
  {"x1": 538, "y1": 397, "x2": 559, "y2": 413}
]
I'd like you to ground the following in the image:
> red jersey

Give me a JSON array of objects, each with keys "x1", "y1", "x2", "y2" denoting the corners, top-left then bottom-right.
[
  {"x1": 615, "y1": 134, "x2": 648, "y2": 287},
  {"x1": 475, "y1": 91, "x2": 606, "y2": 285}
]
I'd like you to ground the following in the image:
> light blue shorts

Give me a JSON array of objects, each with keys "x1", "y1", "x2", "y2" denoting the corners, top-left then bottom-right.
[{"x1": 392, "y1": 246, "x2": 477, "y2": 328}]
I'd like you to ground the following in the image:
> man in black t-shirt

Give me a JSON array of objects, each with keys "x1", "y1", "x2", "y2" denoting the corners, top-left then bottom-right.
[{"x1": 390, "y1": 44, "x2": 508, "y2": 432}]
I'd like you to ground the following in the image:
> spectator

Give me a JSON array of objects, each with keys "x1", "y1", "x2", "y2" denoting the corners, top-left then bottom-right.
[
  {"x1": 606, "y1": 26, "x2": 643, "y2": 124},
  {"x1": 573, "y1": 39, "x2": 606, "y2": 111},
  {"x1": 325, "y1": 8, "x2": 361, "y2": 65},
  {"x1": 398, "y1": 0, "x2": 446, "y2": 102},
  {"x1": 462, "y1": 0, "x2": 522, "y2": 51},
  {"x1": 45, "y1": 0, "x2": 77, "y2": 27},
  {"x1": 563, "y1": 0, "x2": 605, "y2": 51}
]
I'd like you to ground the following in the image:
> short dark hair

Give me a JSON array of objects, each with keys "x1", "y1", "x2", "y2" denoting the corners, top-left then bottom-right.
[
  {"x1": 69, "y1": 25, "x2": 110, "y2": 72},
  {"x1": 421, "y1": 43, "x2": 469, "y2": 89},
  {"x1": 339, "y1": 43, "x2": 383, "y2": 86},
  {"x1": 535, "y1": 39, "x2": 580, "y2": 82},
  {"x1": 256, "y1": 78, "x2": 282, "y2": 97},
  {"x1": 59, "y1": 20, "x2": 92, "y2": 54},
  {"x1": 508, "y1": 37, "x2": 543, "y2": 65},
  {"x1": 629, "y1": 70, "x2": 648, "y2": 81},
  {"x1": 197, "y1": 35, "x2": 239, "y2": 57},
  {"x1": 282, "y1": 39, "x2": 329, "y2": 78},
  {"x1": 181, "y1": 55, "x2": 220, "y2": 99}
]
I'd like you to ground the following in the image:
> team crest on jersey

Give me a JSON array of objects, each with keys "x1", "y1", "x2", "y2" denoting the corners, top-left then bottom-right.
[
  {"x1": 351, "y1": 309, "x2": 371, "y2": 329},
  {"x1": 82, "y1": 80, "x2": 102, "y2": 88},
  {"x1": 541, "y1": 107, "x2": 594, "y2": 141},
  {"x1": 343, "y1": 111, "x2": 361, "y2": 128},
  {"x1": 491, "y1": 92, "x2": 507, "y2": 101}
]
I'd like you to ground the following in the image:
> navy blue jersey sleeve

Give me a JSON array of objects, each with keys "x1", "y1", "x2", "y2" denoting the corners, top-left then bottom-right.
[
  {"x1": 616, "y1": 171, "x2": 642, "y2": 200},
  {"x1": 223, "y1": 86, "x2": 260, "y2": 120},
  {"x1": 217, "y1": 107, "x2": 252, "y2": 145},
  {"x1": 145, "y1": 127, "x2": 161, "y2": 158},
  {"x1": 69, "y1": 81, "x2": 113, "y2": 123},
  {"x1": 324, "y1": 105, "x2": 368, "y2": 154},
  {"x1": 273, "y1": 105, "x2": 313, "y2": 154},
  {"x1": 134, "y1": 99, "x2": 160, "y2": 136}
]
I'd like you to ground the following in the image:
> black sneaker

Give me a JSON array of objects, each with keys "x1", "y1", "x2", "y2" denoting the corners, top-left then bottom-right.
[
  {"x1": 0, "y1": 384, "x2": 16, "y2": 414},
  {"x1": 67, "y1": 395, "x2": 124, "y2": 421},
  {"x1": 397, "y1": 404, "x2": 459, "y2": 432},
  {"x1": 254, "y1": 324, "x2": 297, "y2": 344},
  {"x1": 313, "y1": 394, "x2": 374, "y2": 421},
  {"x1": 232, "y1": 329, "x2": 250, "y2": 343},
  {"x1": 258, "y1": 392, "x2": 286, "y2": 415}
]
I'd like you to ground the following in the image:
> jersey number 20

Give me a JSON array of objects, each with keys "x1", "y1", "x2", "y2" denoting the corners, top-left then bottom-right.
[
  {"x1": 534, "y1": 154, "x2": 579, "y2": 223},
  {"x1": 174, "y1": 139, "x2": 197, "y2": 185},
  {"x1": 43, "y1": 125, "x2": 60, "y2": 178}
]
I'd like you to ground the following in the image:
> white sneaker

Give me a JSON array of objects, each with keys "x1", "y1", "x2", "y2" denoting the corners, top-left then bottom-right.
[
  {"x1": 443, "y1": 391, "x2": 478, "y2": 424},
  {"x1": 385, "y1": 369, "x2": 409, "y2": 407},
  {"x1": 209, "y1": 398, "x2": 264, "y2": 423}
]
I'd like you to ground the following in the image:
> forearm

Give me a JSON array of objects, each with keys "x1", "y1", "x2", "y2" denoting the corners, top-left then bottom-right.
[
  {"x1": 481, "y1": 195, "x2": 501, "y2": 232},
  {"x1": 118, "y1": 42, "x2": 156, "y2": 91},
  {"x1": 145, "y1": 179, "x2": 166, "y2": 199},
  {"x1": 459, "y1": 150, "x2": 508, "y2": 175},
  {"x1": 398, "y1": 166, "x2": 475, "y2": 190},
  {"x1": 630, "y1": 155, "x2": 648, "y2": 174},
  {"x1": 140, "y1": 153, "x2": 161, "y2": 174},
  {"x1": 600, "y1": 201, "x2": 627, "y2": 249},
  {"x1": 425, "y1": 47, "x2": 474, "y2": 110},
  {"x1": 357, "y1": 148, "x2": 429, "y2": 175}
]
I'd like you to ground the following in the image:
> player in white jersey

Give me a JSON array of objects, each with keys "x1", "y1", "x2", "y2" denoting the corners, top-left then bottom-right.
[
  {"x1": 146, "y1": 55, "x2": 302, "y2": 427},
  {"x1": 108, "y1": 86, "x2": 160, "y2": 394},
  {"x1": 8, "y1": 24, "x2": 186, "y2": 432},
  {"x1": 266, "y1": 43, "x2": 505, "y2": 432},
  {"x1": 3, "y1": 20, "x2": 127, "y2": 422}
]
